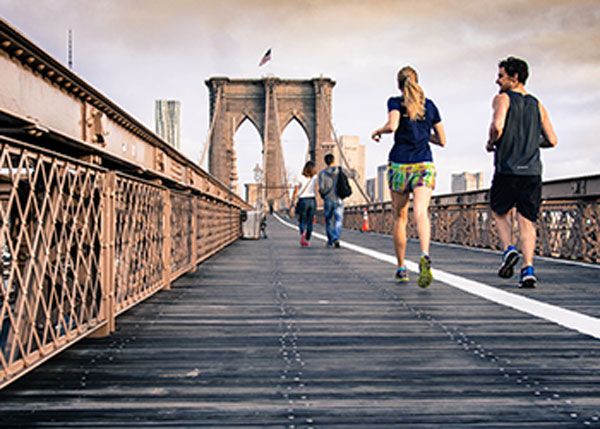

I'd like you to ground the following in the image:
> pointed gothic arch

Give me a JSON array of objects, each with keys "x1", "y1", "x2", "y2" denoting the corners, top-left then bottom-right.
[{"x1": 205, "y1": 77, "x2": 335, "y2": 210}]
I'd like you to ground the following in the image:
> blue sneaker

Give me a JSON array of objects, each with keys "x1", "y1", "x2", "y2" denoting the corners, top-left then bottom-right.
[
  {"x1": 498, "y1": 245, "x2": 519, "y2": 278},
  {"x1": 394, "y1": 267, "x2": 409, "y2": 283},
  {"x1": 519, "y1": 266, "x2": 537, "y2": 288}
]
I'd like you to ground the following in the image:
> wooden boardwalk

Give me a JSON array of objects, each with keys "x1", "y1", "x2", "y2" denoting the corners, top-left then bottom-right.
[{"x1": 1, "y1": 216, "x2": 600, "y2": 428}]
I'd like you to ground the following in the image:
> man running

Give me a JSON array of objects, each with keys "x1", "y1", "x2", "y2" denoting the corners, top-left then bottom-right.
[{"x1": 486, "y1": 56, "x2": 557, "y2": 288}]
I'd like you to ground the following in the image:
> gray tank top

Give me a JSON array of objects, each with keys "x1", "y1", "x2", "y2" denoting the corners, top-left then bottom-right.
[{"x1": 494, "y1": 91, "x2": 542, "y2": 176}]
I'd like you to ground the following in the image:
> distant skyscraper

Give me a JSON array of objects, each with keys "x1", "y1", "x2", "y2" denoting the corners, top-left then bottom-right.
[
  {"x1": 155, "y1": 100, "x2": 181, "y2": 150},
  {"x1": 451, "y1": 171, "x2": 484, "y2": 193},
  {"x1": 366, "y1": 178, "x2": 377, "y2": 203},
  {"x1": 377, "y1": 164, "x2": 391, "y2": 202},
  {"x1": 330, "y1": 135, "x2": 367, "y2": 205}
]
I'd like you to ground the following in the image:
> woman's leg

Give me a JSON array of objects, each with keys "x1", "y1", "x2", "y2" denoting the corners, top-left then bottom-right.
[
  {"x1": 412, "y1": 185, "x2": 433, "y2": 255},
  {"x1": 391, "y1": 190, "x2": 410, "y2": 268},
  {"x1": 305, "y1": 198, "x2": 316, "y2": 241},
  {"x1": 297, "y1": 199, "x2": 306, "y2": 236}
]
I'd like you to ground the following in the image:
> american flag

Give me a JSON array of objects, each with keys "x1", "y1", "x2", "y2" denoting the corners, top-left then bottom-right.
[{"x1": 258, "y1": 48, "x2": 271, "y2": 67}]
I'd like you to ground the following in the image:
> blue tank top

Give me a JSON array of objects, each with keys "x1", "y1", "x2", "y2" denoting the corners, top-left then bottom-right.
[
  {"x1": 494, "y1": 91, "x2": 542, "y2": 176},
  {"x1": 387, "y1": 96, "x2": 441, "y2": 164}
]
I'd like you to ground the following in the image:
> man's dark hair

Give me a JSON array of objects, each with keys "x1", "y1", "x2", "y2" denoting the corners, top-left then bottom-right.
[
  {"x1": 324, "y1": 153, "x2": 334, "y2": 165},
  {"x1": 499, "y1": 56, "x2": 529, "y2": 84}
]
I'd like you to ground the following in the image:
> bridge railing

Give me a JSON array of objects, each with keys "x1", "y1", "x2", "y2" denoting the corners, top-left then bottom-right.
[
  {"x1": 0, "y1": 136, "x2": 245, "y2": 389},
  {"x1": 0, "y1": 18, "x2": 249, "y2": 389},
  {"x1": 341, "y1": 175, "x2": 600, "y2": 263}
]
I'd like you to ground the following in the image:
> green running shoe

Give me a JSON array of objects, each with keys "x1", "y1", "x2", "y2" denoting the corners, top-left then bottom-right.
[{"x1": 418, "y1": 254, "x2": 433, "y2": 288}]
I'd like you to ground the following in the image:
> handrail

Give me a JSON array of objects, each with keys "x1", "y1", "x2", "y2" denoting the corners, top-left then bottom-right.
[{"x1": 339, "y1": 174, "x2": 600, "y2": 263}]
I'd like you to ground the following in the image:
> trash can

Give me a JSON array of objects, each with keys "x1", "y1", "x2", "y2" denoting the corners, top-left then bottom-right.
[{"x1": 241, "y1": 210, "x2": 263, "y2": 239}]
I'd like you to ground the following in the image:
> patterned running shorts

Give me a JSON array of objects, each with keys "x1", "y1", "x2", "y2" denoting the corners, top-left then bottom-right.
[{"x1": 387, "y1": 162, "x2": 436, "y2": 194}]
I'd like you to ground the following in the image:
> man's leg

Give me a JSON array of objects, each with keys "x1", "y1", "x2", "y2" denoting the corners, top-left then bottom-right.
[
  {"x1": 323, "y1": 200, "x2": 334, "y2": 245},
  {"x1": 490, "y1": 174, "x2": 521, "y2": 279},
  {"x1": 514, "y1": 175, "x2": 541, "y2": 288},
  {"x1": 493, "y1": 208, "x2": 520, "y2": 278},
  {"x1": 333, "y1": 201, "x2": 344, "y2": 246},
  {"x1": 492, "y1": 208, "x2": 514, "y2": 250},
  {"x1": 517, "y1": 213, "x2": 536, "y2": 268},
  {"x1": 516, "y1": 212, "x2": 537, "y2": 288}
]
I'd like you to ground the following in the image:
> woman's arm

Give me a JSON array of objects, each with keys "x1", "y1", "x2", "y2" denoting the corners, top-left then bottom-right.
[
  {"x1": 371, "y1": 110, "x2": 400, "y2": 142},
  {"x1": 429, "y1": 122, "x2": 446, "y2": 147},
  {"x1": 290, "y1": 184, "x2": 299, "y2": 207}
]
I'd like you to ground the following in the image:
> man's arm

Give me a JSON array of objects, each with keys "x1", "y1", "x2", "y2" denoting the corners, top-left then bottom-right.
[
  {"x1": 317, "y1": 171, "x2": 329, "y2": 198},
  {"x1": 486, "y1": 93, "x2": 510, "y2": 152},
  {"x1": 539, "y1": 101, "x2": 557, "y2": 148}
]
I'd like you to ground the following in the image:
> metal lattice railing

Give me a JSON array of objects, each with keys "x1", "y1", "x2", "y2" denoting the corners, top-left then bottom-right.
[
  {"x1": 0, "y1": 138, "x2": 246, "y2": 388},
  {"x1": 113, "y1": 174, "x2": 165, "y2": 314},
  {"x1": 0, "y1": 18, "x2": 251, "y2": 390},
  {"x1": 0, "y1": 141, "x2": 104, "y2": 380},
  {"x1": 342, "y1": 179, "x2": 600, "y2": 263}
]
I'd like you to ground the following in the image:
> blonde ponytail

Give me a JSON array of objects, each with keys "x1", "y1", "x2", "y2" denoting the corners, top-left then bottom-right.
[{"x1": 397, "y1": 66, "x2": 425, "y2": 121}]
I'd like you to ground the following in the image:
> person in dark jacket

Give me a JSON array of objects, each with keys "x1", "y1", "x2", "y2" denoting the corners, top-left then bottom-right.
[{"x1": 318, "y1": 153, "x2": 352, "y2": 248}]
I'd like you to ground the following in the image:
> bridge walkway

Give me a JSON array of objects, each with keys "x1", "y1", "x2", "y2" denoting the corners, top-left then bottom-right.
[{"x1": 1, "y1": 216, "x2": 599, "y2": 428}]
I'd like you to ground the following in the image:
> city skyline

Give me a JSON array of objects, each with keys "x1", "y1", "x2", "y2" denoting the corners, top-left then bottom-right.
[{"x1": 0, "y1": 0, "x2": 598, "y2": 194}]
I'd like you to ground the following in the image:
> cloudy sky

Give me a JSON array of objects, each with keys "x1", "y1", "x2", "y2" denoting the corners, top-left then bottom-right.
[{"x1": 0, "y1": 0, "x2": 598, "y2": 194}]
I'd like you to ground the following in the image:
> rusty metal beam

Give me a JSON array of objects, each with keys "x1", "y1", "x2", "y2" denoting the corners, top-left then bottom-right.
[{"x1": 0, "y1": 17, "x2": 249, "y2": 211}]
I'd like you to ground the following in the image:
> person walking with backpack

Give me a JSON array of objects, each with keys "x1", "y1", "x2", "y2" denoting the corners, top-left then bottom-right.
[
  {"x1": 318, "y1": 153, "x2": 353, "y2": 248},
  {"x1": 371, "y1": 66, "x2": 446, "y2": 287}
]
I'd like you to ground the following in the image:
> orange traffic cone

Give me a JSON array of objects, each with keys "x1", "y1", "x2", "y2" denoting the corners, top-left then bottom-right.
[{"x1": 361, "y1": 207, "x2": 370, "y2": 232}]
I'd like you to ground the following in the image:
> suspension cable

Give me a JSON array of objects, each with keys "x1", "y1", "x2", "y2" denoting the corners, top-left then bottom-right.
[
  {"x1": 319, "y1": 91, "x2": 372, "y2": 204},
  {"x1": 199, "y1": 85, "x2": 223, "y2": 167}
]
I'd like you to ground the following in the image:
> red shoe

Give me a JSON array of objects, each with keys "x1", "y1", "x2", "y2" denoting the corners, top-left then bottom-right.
[{"x1": 300, "y1": 233, "x2": 308, "y2": 246}]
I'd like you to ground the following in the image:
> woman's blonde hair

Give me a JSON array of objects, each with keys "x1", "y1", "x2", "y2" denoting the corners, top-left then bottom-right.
[
  {"x1": 397, "y1": 66, "x2": 425, "y2": 121},
  {"x1": 302, "y1": 160, "x2": 316, "y2": 177}
]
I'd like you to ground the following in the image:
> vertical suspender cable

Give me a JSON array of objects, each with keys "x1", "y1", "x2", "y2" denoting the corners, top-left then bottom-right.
[
  {"x1": 199, "y1": 85, "x2": 223, "y2": 167},
  {"x1": 319, "y1": 91, "x2": 372, "y2": 204}
]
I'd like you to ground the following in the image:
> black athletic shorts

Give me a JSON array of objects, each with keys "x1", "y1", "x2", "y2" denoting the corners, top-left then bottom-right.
[{"x1": 490, "y1": 173, "x2": 542, "y2": 222}]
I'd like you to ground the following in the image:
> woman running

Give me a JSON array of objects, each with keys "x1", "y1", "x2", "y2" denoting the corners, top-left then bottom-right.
[{"x1": 371, "y1": 66, "x2": 446, "y2": 287}]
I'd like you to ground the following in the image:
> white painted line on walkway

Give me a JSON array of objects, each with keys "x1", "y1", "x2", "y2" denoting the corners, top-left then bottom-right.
[
  {"x1": 435, "y1": 241, "x2": 600, "y2": 270},
  {"x1": 274, "y1": 214, "x2": 600, "y2": 340}
]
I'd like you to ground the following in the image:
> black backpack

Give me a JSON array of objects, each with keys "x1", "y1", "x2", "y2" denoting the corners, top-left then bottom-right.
[{"x1": 336, "y1": 167, "x2": 352, "y2": 199}]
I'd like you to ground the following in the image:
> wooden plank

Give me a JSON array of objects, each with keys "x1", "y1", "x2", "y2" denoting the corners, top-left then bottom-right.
[{"x1": 0, "y1": 220, "x2": 598, "y2": 427}]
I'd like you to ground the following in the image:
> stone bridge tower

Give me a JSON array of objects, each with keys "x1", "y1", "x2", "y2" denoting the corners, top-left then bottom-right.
[{"x1": 205, "y1": 77, "x2": 335, "y2": 210}]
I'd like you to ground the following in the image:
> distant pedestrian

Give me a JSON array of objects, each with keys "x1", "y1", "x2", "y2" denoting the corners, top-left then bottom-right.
[
  {"x1": 291, "y1": 161, "x2": 317, "y2": 247},
  {"x1": 486, "y1": 56, "x2": 557, "y2": 288},
  {"x1": 318, "y1": 153, "x2": 353, "y2": 248},
  {"x1": 371, "y1": 66, "x2": 446, "y2": 287}
]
